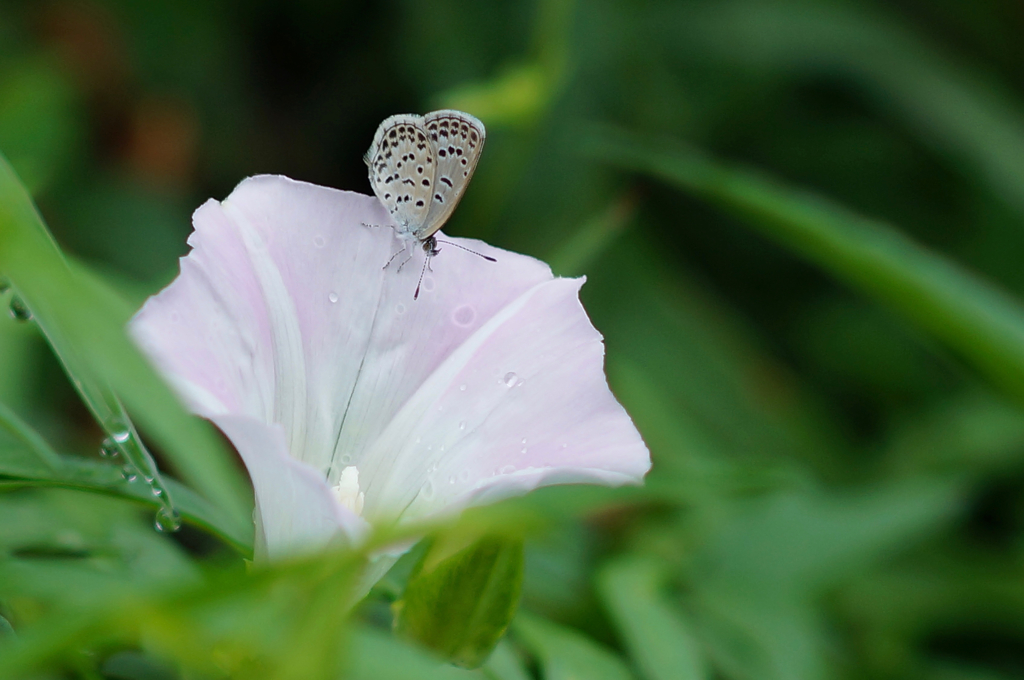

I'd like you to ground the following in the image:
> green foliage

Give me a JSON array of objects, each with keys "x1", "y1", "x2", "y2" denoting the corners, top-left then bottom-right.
[
  {"x1": 394, "y1": 535, "x2": 524, "y2": 669},
  {"x1": 514, "y1": 611, "x2": 635, "y2": 680},
  {"x1": 597, "y1": 557, "x2": 707, "y2": 680},
  {"x1": 1, "y1": 0, "x2": 1024, "y2": 677}
]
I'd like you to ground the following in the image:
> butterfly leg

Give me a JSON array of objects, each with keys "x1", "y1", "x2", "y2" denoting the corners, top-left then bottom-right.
[
  {"x1": 395, "y1": 249, "x2": 415, "y2": 273},
  {"x1": 383, "y1": 240, "x2": 408, "y2": 270}
]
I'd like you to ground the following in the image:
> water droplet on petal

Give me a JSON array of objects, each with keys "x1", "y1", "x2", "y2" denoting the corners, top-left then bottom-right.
[
  {"x1": 521, "y1": 438, "x2": 527, "y2": 444},
  {"x1": 448, "y1": 475, "x2": 455, "y2": 485},
  {"x1": 154, "y1": 507, "x2": 182, "y2": 533},
  {"x1": 503, "y1": 372, "x2": 518, "y2": 387},
  {"x1": 420, "y1": 477, "x2": 436, "y2": 501},
  {"x1": 521, "y1": 447, "x2": 527, "y2": 454},
  {"x1": 562, "y1": 443, "x2": 568, "y2": 449},
  {"x1": 8, "y1": 296, "x2": 31, "y2": 322},
  {"x1": 500, "y1": 465, "x2": 516, "y2": 474},
  {"x1": 459, "y1": 384, "x2": 467, "y2": 391},
  {"x1": 340, "y1": 454, "x2": 352, "y2": 465},
  {"x1": 328, "y1": 292, "x2": 339, "y2": 303},
  {"x1": 314, "y1": 235, "x2": 326, "y2": 248},
  {"x1": 396, "y1": 303, "x2": 406, "y2": 315},
  {"x1": 452, "y1": 305, "x2": 476, "y2": 326},
  {"x1": 421, "y1": 276, "x2": 435, "y2": 292},
  {"x1": 458, "y1": 421, "x2": 466, "y2": 431}
]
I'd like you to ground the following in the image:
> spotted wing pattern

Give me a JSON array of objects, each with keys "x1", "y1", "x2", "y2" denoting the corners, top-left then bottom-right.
[
  {"x1": 419, "y1": 110, "x2": 486, "y2": 240},
  {"x1": 365, "y1": 114, "x2": 436, "y2": 237}
]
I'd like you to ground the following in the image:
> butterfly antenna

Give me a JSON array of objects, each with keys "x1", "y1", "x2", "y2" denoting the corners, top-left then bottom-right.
[
  {"x1": 436, "y1": 239, "x2": 497, "y2": 262},
  {"x1": 413, "y1": 255, "x2": 430, "y2": 299}
]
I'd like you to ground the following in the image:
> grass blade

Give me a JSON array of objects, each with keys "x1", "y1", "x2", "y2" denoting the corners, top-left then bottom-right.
[{"x1": 589, "y1": 129, "x2": 1024, "y2": 406}]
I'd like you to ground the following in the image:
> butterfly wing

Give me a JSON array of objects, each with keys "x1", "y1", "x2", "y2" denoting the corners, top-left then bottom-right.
[
  {"x1": 365, "y1": 114, "x2": 436, "y2": 235},
  {"x1": 419, "y1": 110, "x2": 486, "y2": 240}
]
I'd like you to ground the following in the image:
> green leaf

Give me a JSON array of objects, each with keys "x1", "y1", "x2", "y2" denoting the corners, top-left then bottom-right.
[
  {"x1": 0, "y1": 399, "x2": 61, "y2": 470},
  {"x1": 661, "y1": 0, "x2": 1024, "y2": 219},
  {"x1": 0, "y1": 615, "x2": 12, "y2": 638},
  {"x1": 0, "y1": 489, "x2": 201, "y2": 608},
  {"x1": 689, "y1": 596, "x2": 823, "y2": 680},
  {"x1": 589, "y1": 130, "x2": 1024, "y2": 407},
  {"x1": 684, "y1": 483, "x2": 961, "y2": 680},
  {"x1": 513, "y1": 611, "x2": 635, "y2": 680},
  {"x1": 0, "y1": 152, "x2": 250, "y2": 539},
  {"x1": 348, "y1": 627, "x2": 485, "y2": 680},
  {"x1": 597, "y1": 557, "x2": 707, "y2": 680},
  {"x1": 0, "y1": 446, "x2": 251, "y2": 553},
  {"x1": 0, "y1": 540, "x2": 364, "y2": 679},
  {"x1": 395, "y1": 535, "x2": 524, "y2": 669},
  {"x1": 483, "y1": 640, "x2": 531, "y2": 680},
  {"x1": 693, "y1": 483, "x2": 961, "y2": 596}
]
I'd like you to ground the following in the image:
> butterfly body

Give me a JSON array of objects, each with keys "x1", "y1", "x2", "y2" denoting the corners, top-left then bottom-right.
[
  {"x1": 365, "y1": 110, "x2": 490, "y2": 297},
  {"x1": 365, "y1": 109, "x2": 485, "y2": 244}
]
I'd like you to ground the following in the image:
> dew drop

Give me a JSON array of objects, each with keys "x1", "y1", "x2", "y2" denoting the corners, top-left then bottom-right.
[
  {"x1": 458, "y1": 421, "x2": 466, "y2": 431},
  {"x1": 328, "y1": 292, "x2": 339, "y2": 303},
  {"x1": 396, "y1": 303, "x2": 406, "y2": 315},
  {"x1": 111, "y1": 423, "x2": 131, "y2": 444},
  {"x1": 521, "y1": 447, "x2": 528, "y2": 454},
  {"x1": 499, "y1": 465, "x2": 516, "y2": 474},
  {"x1": 154, "y1": 507, "x2": 182, "y2": 533},
  {"x1": 99, "y1": 437, "x2": 119, "y2": 459},
  {"x1": 459, "y1": 384, "x2": 467, "y2": 391},
  {"x1": 448, "y1": 475, "x2": 456, "y2": 485},
  {"x1": 420, "y1": 477, "x2": 436, "y2": 501},
  {"x1": 415, "y1": 436, "x2": 422, "y2": 444},
  {"x1": 521, "y1": 438, "x2": 527, "y2": 444},
  {"x1": 8, "y1": 296, "x2": 31, "y2": 322},
  {"x1": 452, "y1": 305, "x2": 476, "y2": 326},
  {"x1": 151, "y1": 486, "x2": 164, "y2": 497},
  {"x1": 503, "y1": 372, "x2": 518, "y2": 387},
  {"x1": 421, "y1": 276, "x2": 435, "y2": 292},
  {"x1": 313, "y1": 235, "x2": 326, "y2": 248},
  {"x1": 121, "y1": 466, "x2": 137, "y2": 482},
  {"x1": 340, "y1": 454, "x2": 352, "y2": 465}
]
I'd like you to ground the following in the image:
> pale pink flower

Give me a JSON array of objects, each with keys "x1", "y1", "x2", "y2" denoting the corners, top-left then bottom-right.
[{"x1": 131, "y1": 175, "x2": 650, "y2": 562}]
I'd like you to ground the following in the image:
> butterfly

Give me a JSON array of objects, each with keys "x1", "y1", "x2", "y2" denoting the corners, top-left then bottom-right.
[{"x1": 364, "y1": 109, "x2": 494, "y2": 297}]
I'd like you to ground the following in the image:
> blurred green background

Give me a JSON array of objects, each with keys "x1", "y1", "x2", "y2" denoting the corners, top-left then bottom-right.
[{"x1": 4, "y1": 0, "x2": 1024, "y2": 678}]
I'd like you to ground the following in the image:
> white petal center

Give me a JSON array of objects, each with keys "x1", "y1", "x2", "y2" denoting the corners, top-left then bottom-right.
[{"x1": 332, "y1": 465, "x2": 365, "y2": 516}]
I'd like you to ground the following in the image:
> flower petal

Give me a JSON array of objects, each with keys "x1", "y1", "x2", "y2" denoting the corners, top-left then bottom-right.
[
  {"x1": 213, "y1": 414, "x2": 367, "y2": 559},
  {"x1": 361, "y1": 276, "x2": 650, "y2": 523},
  {"x1": 131, "y1": 174, "x2": 650, "y2": 554}
]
